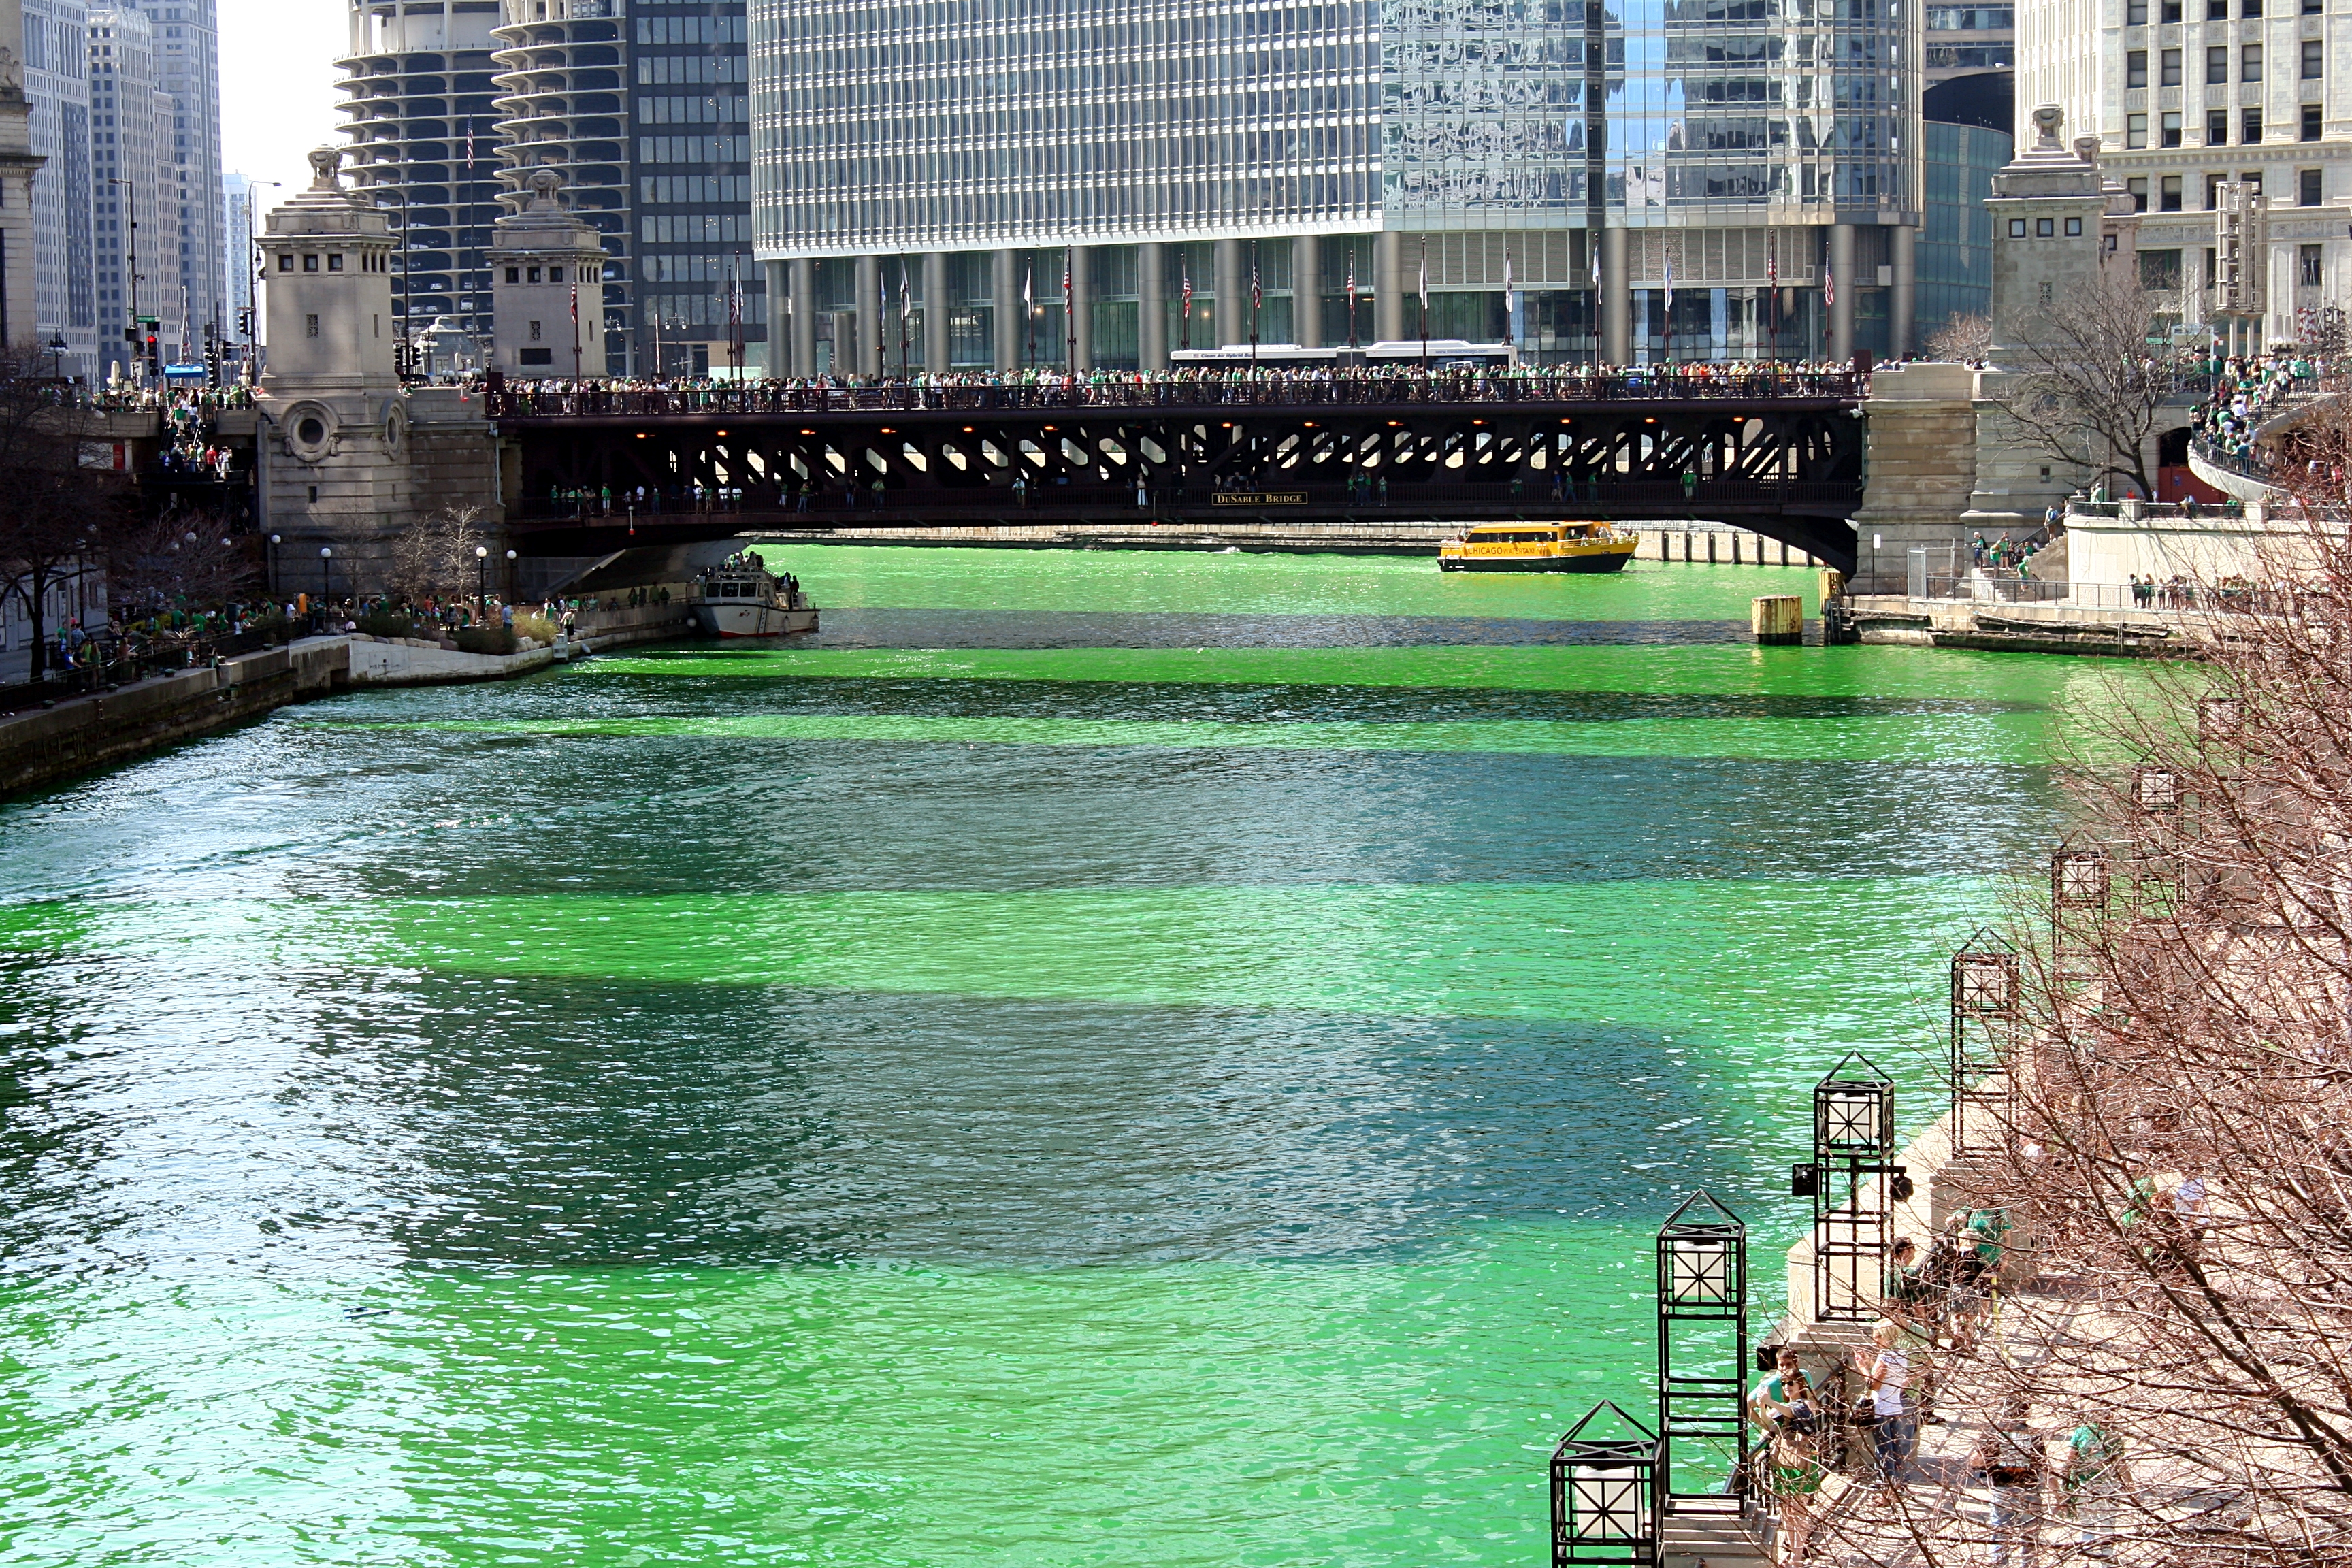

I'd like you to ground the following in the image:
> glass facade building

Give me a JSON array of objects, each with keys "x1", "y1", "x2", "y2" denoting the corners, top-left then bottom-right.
[{"x1": 750, "y1": 0, "x2": 1919, "y2": 371}]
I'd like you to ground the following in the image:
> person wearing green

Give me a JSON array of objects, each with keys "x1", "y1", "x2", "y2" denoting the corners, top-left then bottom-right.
[
  {"x1": 2063, "y1": 1420, "x2": 2129, "y2": 1559},
  {"x1": 1763, "y1": 1426, "x2": 1827, "y2": 1568}
]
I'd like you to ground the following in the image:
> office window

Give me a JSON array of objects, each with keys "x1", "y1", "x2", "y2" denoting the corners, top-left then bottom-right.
[
  {"x1": 2243, "y1": 43, "x2": 2262, "y2": 80},
  {"x1": 2242, "y1": 169, "x2": 2264, "y2": 194},
  {"x1": 2207, "y1": 0, "x2": 2225, "y2": 16},
  {"x1": 326, "y1": 254, "x2": 343, "y2": 272},
  {"x1": 2206, "y1": 172, "x2": 2225, "y2": 206},
  {"x1": 2242, "y1": 0, "x2": 2261, "y2": 13},
  {"x1": 2163, "y1": 173, "x2": 2185, "y2": 209},
  {"x1": 2161, "y1": 48, "x2": 2183, "y2": 85},
  {"x1": 2129, "y1": 175, "x2": 2151, "y2": 210},
  {"x1": 2009, "y1": 217, "x2": 2027, "y2": 236},
  {"x1": 2300, "y1": 167, "x2": 2323, "y2": 204},
  {"x1": 2163, "y1": 111, "x2": 2185, "y2": 146},
  {"x1": 549, "y1": 267, "x2": 563, "y2": 284},
  {"x1": 2140, "y1": 248, "x2": 2184, "y2": 289},
  {"x1": 2037, "y1": 216, "x2": 2055, "y2": 235},
  {"x1": 2209, "y1": 108, "x2": 2230, "y2": 143},
  {"x1": 2302, "y1": 243, "x2": 2324, "y2": 284},
  {"x1": 2127, "y1": 0, "x2": 2146, "y2": 18},
  {"x1": 2129, "y1": 112, "x2": 2150, "y2": 146},
  {"x1": 2128, "y1": 48, "x2": 2149, "y2": 86},
  {"x1": 2301, "y1": 39, "x2": 2322, "y2": 78},
  {"x1": 2208, "y1": 45, "x2": 2230, "y2": 84},
  {"x1": 277, "y1": 254, "x2": 292, "y2": 272},
  {"x1": 302, "y1": 254, "x2": 318, "y2": 272},
  {"x1": 2162, "y1": 0, "x2": 2181, "y2": 18},
  {"x1": 2304, "y1": 104, "x2": 2324, "y2": 141},
  {"x1": 2065, "y1": 216, "x2": 2084, "y2": 235},
  {"x1": 2244, "y1": 108, "x2": 2264, "y2": 142},
  {"x1": 505, "y1": 266, "x2": 519, "y2": 283},
  {"x1": 2303, "y1": 0, "x2": 2321, "y2": 12}
]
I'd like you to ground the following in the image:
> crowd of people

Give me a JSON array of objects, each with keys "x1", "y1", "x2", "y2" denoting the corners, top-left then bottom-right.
[
  {"x1": 1970, "y1": 531, "x2": 2046, "y2": 575},
  {"x1": 483, "y1": 357, "x2": 1872, "y2": 416},
  {"x1": 1738, "y1": 1185, "x2": 2196, "y2": 1567},
  {"x1": 2187, "y1": 348, "x2": 2329, "y2": 471}
]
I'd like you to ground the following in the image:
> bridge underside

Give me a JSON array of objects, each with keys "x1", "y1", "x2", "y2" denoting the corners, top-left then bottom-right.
[{"x1": 504, "y1": 400, "x2": 1863, "y2": 572}]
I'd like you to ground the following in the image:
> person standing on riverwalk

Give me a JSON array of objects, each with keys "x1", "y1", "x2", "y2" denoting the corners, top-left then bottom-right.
[
  {"x1": 2063, "y1": 1420, "x2": 2129, "y2": 1558},
  {"x1": 1855, "y1": 1319, "x2": 1912, "y2": 1486},
  {"x1": 1973, "y1": 1399, "x2": 2048, "y2": 1568},
  {"x1": 1763, "y1": 1425, "x2": 1827, "y2": 1567}
]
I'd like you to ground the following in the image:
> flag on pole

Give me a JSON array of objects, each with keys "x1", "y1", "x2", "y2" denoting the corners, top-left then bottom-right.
[
  {"x1": 1417, "y1": 252, "x2": 1428, "y2": 311},
  {"x1": 1503, "y1": 247, "x2": 1516, "y2": 320},
  {"x1": 1180, "y1": 263, "x2": 1192, "y2": 337},
  {"x1": 1590, "y1": 237, "x2": 1601, "y2": 289},
  {"x1": 1663, "y1": 251, "x2": 1673, "y2": 315},
  {"x1": 1062, "y1": 257, "x2": 1073, "y2": 323},
  {"x1": 1251, "y1": 258, "x2": 1261, "y2": 314},
  {"x1": 1024, "y1": 267, "x2": 1034, "y2": 311},
  {"x1": 900, "y1": 267, "x2": 911, "y2": 325},
  {"x1": 570, "y1": 282, "x2": 578, "y2": 323},
  {"x1": 1345, "y1": 258, "x2": 1356, "y2": 308},
  {"x1": 1766, "y1": 231, "x2": 1778, "y2": 287},
  {"x1": 1823, "y1": 263, "x2": 1835, "y2": 308},
  {"x1": 464, "y1": 118, "x2": 475, "y2": 172}
]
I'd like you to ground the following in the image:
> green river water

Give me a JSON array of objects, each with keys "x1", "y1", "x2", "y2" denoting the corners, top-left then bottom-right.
[{"x1": 0, "y1": 549, "x2": 2114, "y2": 1565}]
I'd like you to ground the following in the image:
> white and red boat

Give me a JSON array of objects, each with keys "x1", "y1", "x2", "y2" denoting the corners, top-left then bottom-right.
[{"x1": 690, "y1": 554, "x2": 819, "y2": 637}]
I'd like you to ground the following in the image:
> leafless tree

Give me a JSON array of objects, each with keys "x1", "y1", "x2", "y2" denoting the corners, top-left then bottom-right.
[
  {"x1": 1925, "y1": 312, "x2": 1992, "y2": 366},
  {"x1": 0, "y1": 348, "x2": 130, "y2": 680},
  {"x1": 108, "y1": 508, "x2": 257, "y2": 617},
  {"x1": 383, "y1": 504, "x2": 487, "y2": 602},
  {"x1": 1812, "y1": 407, "x2": 2352, "y2": 1568},
  {"x1": 1990, "y1": 270, "x2": 2181, "y2": 501}
]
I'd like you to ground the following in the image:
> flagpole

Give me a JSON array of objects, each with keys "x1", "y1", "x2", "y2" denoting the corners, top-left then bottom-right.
[
  {"x1": 1345, "y1": 246, "x2": 1358, "y2": 350},
  {"x1": 1418, "y1": 238, "x2": 1428, "y2": 370},
  {"x1": 1249, "y1": 242, "x2": 1260, "y2": 372},
  {"x1": 1024, "y1": 264, "x2": 1036, "y2": 370},
  {"x1": 1064, "y1": 248, "x2": 1076, "y2": 373}
]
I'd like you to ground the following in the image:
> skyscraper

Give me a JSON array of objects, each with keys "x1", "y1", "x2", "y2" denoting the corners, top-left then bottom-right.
[
  {"x1": 88, "y1": 6, "x2": 179, "y2": 379},
  {"x1": 339, "y1": 0, "x2": 505, "y2": 343},
  {"x1": 749, "y1": 0, "x2": 1920, "y2": 371},
  {"x1": 20, "y1": 0, "x2": 94, "y2": 376},
  {"x1": 116, "y1": 0, "x2": 223, "y2": 353},
  {"x1": 491, "y1": 0, "x2": 762, "y2": 376}
]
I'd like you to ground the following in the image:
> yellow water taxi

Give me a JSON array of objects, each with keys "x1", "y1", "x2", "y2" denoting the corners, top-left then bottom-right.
[{"x1": 1438, "y1": 521, "x2": 1640, "y2": 573}]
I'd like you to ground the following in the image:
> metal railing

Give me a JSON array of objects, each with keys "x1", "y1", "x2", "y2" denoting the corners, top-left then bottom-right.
[
  {"x1": 512, "y1": 475, "x2": 1867, "y2": 524},
  {"x1": 0, "y1": 627, "x2": 287, "y2": 715},
  {"x1": 486, "y1": 370, "x2": 1871, "y2": 420}
]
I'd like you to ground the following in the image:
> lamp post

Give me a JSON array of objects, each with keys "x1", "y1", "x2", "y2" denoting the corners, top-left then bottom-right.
[
  {"x1": 1548, "y1": 1403, "x2": 1661, "y2": 1567},
  {"x1": 1795, "y1": 1053, "x2": 1901, "y2": 1324},
  {"x1": 318, "y1": 546, "x2": 333, "y2": 623},
  {"x1": 108, "y1": 176, "x2": 142, "y2": 382},
  {"x1": 1655, "y1": 1191, "x2": 1748, "y2": 1508},
  {"x1": 267, "y1": 532, "x2": 280, "y2": 598},
  {"x1": 475, "y1": 543, "x2": 488, "y2": 605},
  {"x1": 504, "y1": 547, "x2": 517, "y2": 600},
  {"x1": 1950, "y1": 930, "x2": 2019, "y2": 1156},
  {"x1": 245, "y1": 181, "x2": 280, "y2": 380},
  {"x1": 45, "y1": 334, "x2": 65, "y2": 378}
]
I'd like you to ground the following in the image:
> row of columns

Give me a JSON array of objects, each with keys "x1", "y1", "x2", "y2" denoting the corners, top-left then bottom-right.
[{"x1": 764, "y1": 225, "x2": 1912, "y2": 377}]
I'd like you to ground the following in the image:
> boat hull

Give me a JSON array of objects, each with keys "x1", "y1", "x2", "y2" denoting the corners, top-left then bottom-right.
[
  {"x1": 693, "y1": 603, "x2": 821, "y2": 636},
  {"x1": 1439, "y1": 545, "x2": 1637, "y2": 573}
]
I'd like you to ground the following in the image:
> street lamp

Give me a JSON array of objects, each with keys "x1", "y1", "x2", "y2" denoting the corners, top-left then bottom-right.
[
  {"x1": 319, "y1": 545, "x2": 333, "y2": 617},
  {"x1": 267, "y1": 533, "x2": 281, "y2": 598},
  {"x1": 45, "y1": 334, "x2": 65, "y2": 378},
  {"x1": 475, "y1": 543, "x2": 488, "y2": 604},
  {"x1": 504, "y1": 547, "x2": 517, "y2": 600},
  {"x1": 1655, "y1": 1191, "x2": 1748, "y2": 1507},
  {"x1": 1548, "y1": 1403, "x2": 1661, "y2": 1567}
]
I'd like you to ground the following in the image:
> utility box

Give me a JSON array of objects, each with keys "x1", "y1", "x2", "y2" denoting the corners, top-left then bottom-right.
[{"x1": 1752, "y1": 595, "x2": 1803, "y2": 645}]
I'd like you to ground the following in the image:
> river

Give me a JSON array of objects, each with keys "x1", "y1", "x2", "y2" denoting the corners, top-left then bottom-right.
[{"x1": 0, "y1": 548, "x2": 2108, "y2": 1566}]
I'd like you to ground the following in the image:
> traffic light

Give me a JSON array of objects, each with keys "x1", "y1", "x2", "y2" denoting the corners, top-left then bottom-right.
[
  {"x1": 235, "y1": 306, "x2": 253, "y2": 338},
  {"x1": 140, "y1": 316, "x2": 160, "y2": 376},
  {"x1": 203, "y1": 332, "x2": 222, "y2": 388}
]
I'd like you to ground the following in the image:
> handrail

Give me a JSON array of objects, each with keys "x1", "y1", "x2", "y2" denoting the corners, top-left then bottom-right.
[{"x1": 485, "y1": 371, "x2": 1871, "y2": 420}]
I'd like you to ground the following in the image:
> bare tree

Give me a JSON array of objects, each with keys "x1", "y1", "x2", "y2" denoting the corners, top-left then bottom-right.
[
  {"x1": 0, "y1": 348, "x2": 129, "y2": 681},
  {"x1": 383, "y1": 504, "x2": 486, "y2": 602},
  {"x1": 1989, "y1": 270, "x2": 2180, "y2": 500},
  {"x1": 108, "y1": 509, "x2": 257, "y2": 618},
  {"x1": 1925, "y1": 312, "x2": 1992, "y2": 366},
  {"x1": 1812, "y1": 406, "x2": 2352, "y2": 1568}
]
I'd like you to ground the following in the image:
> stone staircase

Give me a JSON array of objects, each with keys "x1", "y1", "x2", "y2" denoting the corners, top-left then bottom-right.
[{"x1": 1661, "y1": 1499, "x2": 1770, "y2": 1567}]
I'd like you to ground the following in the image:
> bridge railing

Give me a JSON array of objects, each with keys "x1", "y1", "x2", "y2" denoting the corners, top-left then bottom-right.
[
  {"x1": 486, "y1": 372, "x2": 1869, "y2": 421},
  {"x1": 511, "y1": 476, "x2": 1866, "y2": 524}
]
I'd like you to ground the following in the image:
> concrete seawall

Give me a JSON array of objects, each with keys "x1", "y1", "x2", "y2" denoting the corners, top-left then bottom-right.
[{"x1": 0, "y1": 608, "x2": 703, "y2": 800}]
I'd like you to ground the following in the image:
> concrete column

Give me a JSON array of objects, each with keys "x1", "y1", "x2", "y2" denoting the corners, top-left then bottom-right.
[
  {"x1": 1068, "y1": 245, "x2": 1092, "y2": 370},
  {"x1": 1293, "y1": 234, "x2": 1321, "y2": 348},
  {"x1": 1139, "y1": 242, "x2": 1166, "y2": 370},
  {"x1": 855, "y1": 255, "x2": 882, "y2": 377},
  {"x1": 992, "y1": 248, "x2": 1019, "y2": 370},
  {"x1": 1829, "y1": 223, "x2": 1856, "y2": 363},
  {"x1": 1214, "y1": 238, "x2": 1245, "y2": 348},
  {"x1": 1601, "y1": 227, "x2": 1630, "y2": 365},
  {"x1": 789, "y1": 257, "x2": 816, "y2": 378},
  {"x1": 763, "y1": 261, "x2": 791, "y2": 375},
  {"x1": 1889, "y1": 223, "x2": 1916, "y2": 360},
  {"x1": 1375, "y1": 231, "x2": 1405, "y2": 343},
  {"x1": 923, "y1": 252, "x2": 949, "y2": 374}
]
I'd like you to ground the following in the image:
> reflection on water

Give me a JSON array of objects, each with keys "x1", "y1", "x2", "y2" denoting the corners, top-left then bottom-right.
[{"x1": 0, "y1": 549, "x2": 2074, "y2": 1566}]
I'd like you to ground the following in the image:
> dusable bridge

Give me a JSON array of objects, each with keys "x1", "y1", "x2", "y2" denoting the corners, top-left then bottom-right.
[{"x1": 492, "y1": 372, "x2": 1869, "y2": 572}]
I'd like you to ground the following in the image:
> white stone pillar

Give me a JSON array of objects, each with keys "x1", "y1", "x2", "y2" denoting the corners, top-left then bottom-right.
[
  {"x1": 923, "y1": 252, "x2": 949, "y2": 374},
  {"x1": 1293, "y1": 234, "x2": 1321, "y2": 348},
  {"x1": 1139, "y1": 242, "x2": 1166, "y2": 369}
]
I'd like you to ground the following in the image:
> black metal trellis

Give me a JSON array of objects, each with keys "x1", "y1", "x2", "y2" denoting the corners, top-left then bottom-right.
[
  {"x1": 1656, "y1": 1190, "x2": 1748, "y2": 1507},
  {"x1": 1550, "y1": 1402, "x2": 1661, "y2": 1567},
  {"x1": 1950, "y1": 929, "x2": 2019, "y2": 1157},
  {"x1": 1797, "y1": 1052, "x2": 1900, "y2": 1322}
]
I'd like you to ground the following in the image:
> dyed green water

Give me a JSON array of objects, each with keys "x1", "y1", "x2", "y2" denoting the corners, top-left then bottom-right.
[{"x1": 0, "y1": 549, "x2": 2093, "y2": 1565}]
